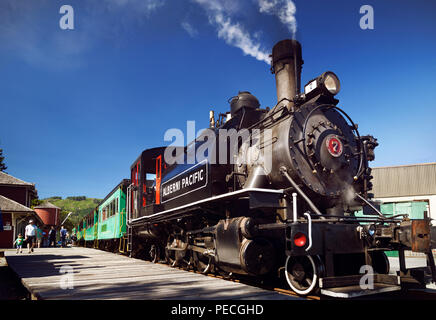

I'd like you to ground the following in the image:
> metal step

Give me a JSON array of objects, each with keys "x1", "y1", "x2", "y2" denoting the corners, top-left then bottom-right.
[
  {"x1": 319, "y1": 273, "x2": 402, "y2": 298},
  {"x1": 321, "y1": 283, "x2": 401, "y2": 298},
  {"x1": 319, "y1": 274, "x2": 399, "y2": 288}
]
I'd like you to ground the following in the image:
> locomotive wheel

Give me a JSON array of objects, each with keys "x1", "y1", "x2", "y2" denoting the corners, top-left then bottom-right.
[
  {"x1": 193, "y1": 251, "x2": 212, "y2": 274},
  {"x1": 165, "y1": 235, "x2": 186, "y2": 267},
  {"x1": 182, "y1": 250, "x2": 193, "y2": 269},
  {"x1": 285, "y1": 255, "x2": 323, "y2": 296},
  {"x1": 149, "y1": 244, "x2": 160, "y2": 263}
]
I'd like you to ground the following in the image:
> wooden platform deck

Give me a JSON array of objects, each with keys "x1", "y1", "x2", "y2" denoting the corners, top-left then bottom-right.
[{"x1": 4, "y1": 247, "x2": 301, "y2": 300}]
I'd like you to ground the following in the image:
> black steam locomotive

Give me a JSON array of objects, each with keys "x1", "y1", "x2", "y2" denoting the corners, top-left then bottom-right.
[{"x1": 126, "y1": 40, "x2": 436, "y2": 297}]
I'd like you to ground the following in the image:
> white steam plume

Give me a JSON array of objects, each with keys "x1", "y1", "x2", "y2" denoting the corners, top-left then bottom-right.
[
  {"x1": 181, "y1": 21, "x2": 199, "y2": 37},
  {"x1": 258, "y1": 0, "x2": 297, "y2": 37},
  {"x1": 213, "y1": 13, "x2": 271, "y2": 64},
  {"x1": 105, "y1": 0, "x2": 298, "y2": 65},
  {"x1": 193, "y1": 0, "x2": 271, "y2": 64}
]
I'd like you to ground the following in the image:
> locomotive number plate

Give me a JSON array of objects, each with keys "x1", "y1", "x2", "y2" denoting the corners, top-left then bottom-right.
[{"x1": 325, "y1": 135, "x2": 343, "y2": 157}]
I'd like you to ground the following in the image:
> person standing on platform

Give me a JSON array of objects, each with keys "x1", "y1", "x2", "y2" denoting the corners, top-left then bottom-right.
[
  {"x1": 42, "y1": 229, "x2": 48, "y2": 247},
  {"x1": 60, "y1": 226, "x2": 67, "y2": 248},
  {"x1": 24, "y1": 220, "x2": 37, "y2": 253},
  {"x1": 49, "y1": 226, "x2": 57, "y2": 247},
  {"x1": 36, "y1": 225, "x2": 43, "y2": 248}
]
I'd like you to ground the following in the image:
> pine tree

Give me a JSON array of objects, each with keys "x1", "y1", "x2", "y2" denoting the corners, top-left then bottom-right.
[{"x1": 0, "y1": 148, "x2": 7, "y2": 172}]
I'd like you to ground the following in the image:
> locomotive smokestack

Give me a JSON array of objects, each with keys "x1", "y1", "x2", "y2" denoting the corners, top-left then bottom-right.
[{"x1": 271, "y1": 39, "x2": 303, "y2": 111}]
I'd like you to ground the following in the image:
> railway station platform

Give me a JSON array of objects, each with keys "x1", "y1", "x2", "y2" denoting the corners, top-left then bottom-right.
[{"x1": 4, "y1": 247, "x2": 301, "y2": 300}]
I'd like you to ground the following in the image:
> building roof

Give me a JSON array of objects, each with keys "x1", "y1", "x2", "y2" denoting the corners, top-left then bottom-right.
[
  {"x1": 0, "y1": 195, "x2": 44, "y2": 225},
  {"x1": 0, "y1": 195, "x2": 34, "y2": 213},
  {"x1": 372, "y1": 162, "x2": 436, "y2": 198},
  {"x1": 0, "y1": 171, "x2": 34, "y2": 187},
  {"x1": 34, "y1": 201, "x2": 61, "y2": 210}
]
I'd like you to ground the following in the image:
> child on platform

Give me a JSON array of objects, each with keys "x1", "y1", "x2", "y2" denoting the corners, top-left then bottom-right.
[{"x1": 14, "y1": 234, "x2": 24, "y2": 254}]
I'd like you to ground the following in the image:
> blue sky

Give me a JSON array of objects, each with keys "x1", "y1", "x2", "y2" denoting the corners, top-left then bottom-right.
[{"x1": 0, "y1": 0, "x2": 435, "y2": 199}]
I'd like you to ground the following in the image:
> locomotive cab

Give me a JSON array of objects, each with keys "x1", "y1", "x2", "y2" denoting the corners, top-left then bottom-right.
[{"x1": 129, "y1": 147, "x2": 167, "y2": 218}]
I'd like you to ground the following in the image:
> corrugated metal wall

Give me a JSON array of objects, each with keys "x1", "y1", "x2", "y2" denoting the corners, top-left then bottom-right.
[
  {"x1": 355, "y1": 201, "x2": 428, "y2": 219},
  {"x1": 371, "y1": 163, "x2": 436, "y2": 197}
]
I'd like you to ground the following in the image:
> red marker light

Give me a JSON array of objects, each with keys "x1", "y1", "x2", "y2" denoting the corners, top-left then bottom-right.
[{"x1": 293, "y1": 232, "x2": 307, "y2": 247}]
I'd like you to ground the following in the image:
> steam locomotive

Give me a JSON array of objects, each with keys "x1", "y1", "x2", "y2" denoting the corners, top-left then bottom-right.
[{"x1": 93, "y1": 39, "x2": 436, "y2": 298}]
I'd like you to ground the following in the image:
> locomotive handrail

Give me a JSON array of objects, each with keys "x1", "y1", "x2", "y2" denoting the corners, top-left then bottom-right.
[
  {"x1": 126, "y1": 183, "x2": 133, "y2": 227},
  {"x1": 304, "y1": 212, "x2": 312, "y2": 251},
  {"x1": 129, "y1": 188, "x2": 284, "y2": 224},
  {"x1": 280, "y1": 166, "x2": 323, "y2": 217},
  {"x1": 245, "y1": 102, "x2": 289, "y2": 131},
  {"x1": 292, "y1": 192, "x2": 298, "y2": 222},
  {"x1": 355, "y1": 193, "x2": 386, "y2": 219},
  {"x1": 302, "y1": 213, "x2": 408, "y2": 226}
]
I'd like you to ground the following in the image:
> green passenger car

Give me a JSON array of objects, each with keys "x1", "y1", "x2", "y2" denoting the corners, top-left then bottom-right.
[
  {"x1": 96, "y1": 179, "x2": 130, "y2": 252},
  {"x1": 73, "y1": 179, "x2": 130, "y2": 252},
  {"x1": 72, "y1": 227, "x2": 77, "y2": 242},
  {"x1": 83, "y1": 210, "x2": 98, "y2": 244},
  {"x1": 76, "y1": 223, "x2": 83, "y2": 243}
]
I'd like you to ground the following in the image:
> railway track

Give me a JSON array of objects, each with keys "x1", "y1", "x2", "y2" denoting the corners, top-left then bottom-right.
[
  {"x1": 129, "y1": 258, "x2": 334, "y2": 300},
  {"x1": 135, "y1": 256, "x2": 436, "y2": 300},
  {"x1": 88, "y1": 245, "x2": 321, "y2": 300},
  {"x1": 176, "y1": 265, "x2": 321, "y2": 300}
]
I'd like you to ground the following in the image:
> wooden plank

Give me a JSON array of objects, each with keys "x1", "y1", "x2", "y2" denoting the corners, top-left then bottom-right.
[
  {"x1": 7, "y1": 266, "x2": 188, "y2": 279},
  {"x1": 4, "y1": 247, "x2": 301, "y2": 300},
  {"x1": 32, "y1": 278, "x2": 253, "y2": 300},
  {"x1": 20, "y1": 271, "x2": 224, "y2": 287},
  {"x1": 43, "y1": 280, "x2": 279, "y2": 300}
]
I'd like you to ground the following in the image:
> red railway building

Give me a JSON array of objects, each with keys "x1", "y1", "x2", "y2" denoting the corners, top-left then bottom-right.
[
  {"x1": 0, "y1": 172, "x2": 42, "y2": 248},
  {"x1": 34, "y1": 202, "x2": 60, "y2": 227}
]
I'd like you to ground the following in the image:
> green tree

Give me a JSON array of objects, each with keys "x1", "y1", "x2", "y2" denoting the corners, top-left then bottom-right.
[
  {"x1": 31, "y1": 198, "x2": 43, "y2": 208},
  {"x1": 0, "y1": 148, "x2": 7, "y2": 172}
]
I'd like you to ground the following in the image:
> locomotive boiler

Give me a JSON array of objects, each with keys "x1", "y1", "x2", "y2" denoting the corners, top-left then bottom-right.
[{"x1": 126, "y1": 39, "x2": 436, "y2": 297}]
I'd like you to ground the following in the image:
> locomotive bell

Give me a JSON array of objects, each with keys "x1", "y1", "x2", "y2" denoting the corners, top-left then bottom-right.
[{"x1": 230, "y1": 91, "x2": 260, "y2": 117}]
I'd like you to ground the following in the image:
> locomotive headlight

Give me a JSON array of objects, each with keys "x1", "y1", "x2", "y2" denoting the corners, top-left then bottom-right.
[
  {"x1": 322, "y1": 72, "x2": 340, "y2": 95},
  {"x1": 304, "y1": 71, "x2": 341, "y2": 99}
]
